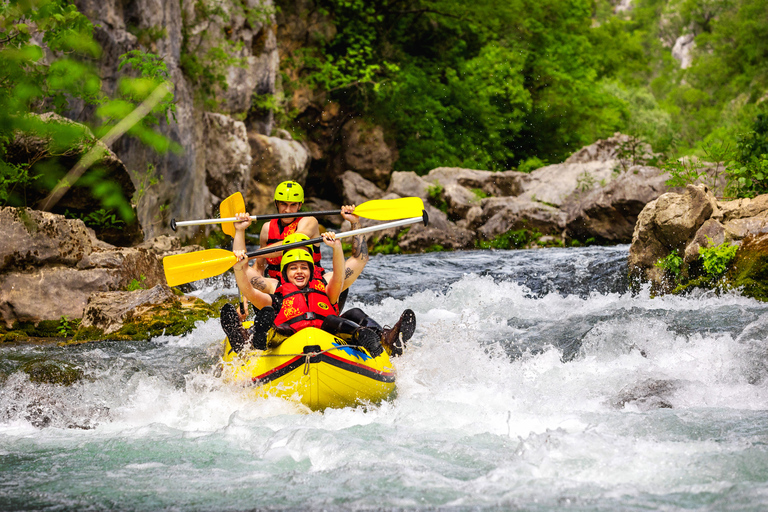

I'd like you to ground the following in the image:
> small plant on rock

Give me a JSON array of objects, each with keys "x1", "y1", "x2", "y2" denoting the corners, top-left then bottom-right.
[
  {"x1": 699, "y1": 237, "x2": 738, "y2": 278},
  {"x1": 57, "y1": 316, "x2": 75, "y2": 338},
  {"x1": 127, "y1": 274, "x2": 148, "y2": 291},
  {"x1": 576, "y1": 171, "x2": 595, "y2": 192},
  {"x1": 655, "y1": 249, "x2": 683, "y2": 277},
  {"x1": 427, "y1": 182, "x2": 448, "y2": 213}
]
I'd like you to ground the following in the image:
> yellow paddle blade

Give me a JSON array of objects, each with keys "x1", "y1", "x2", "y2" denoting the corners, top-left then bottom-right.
[
  {"x1": 163, "y1": 249, "x2": 237, "y2": 287},
  {"x1": 353, "y1": 196, "x2": 425, "y2": 221},
  {"x1": 220, "y1": 192, "x2": 246, "y2": 237}
]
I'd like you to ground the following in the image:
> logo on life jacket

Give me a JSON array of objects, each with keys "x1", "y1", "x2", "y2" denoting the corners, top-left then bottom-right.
[{"x1": 317, "y1": 303, "x2": 329, "y2": 310}]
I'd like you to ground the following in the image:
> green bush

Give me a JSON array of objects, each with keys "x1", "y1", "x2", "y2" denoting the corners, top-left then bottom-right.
[
  {"x1": 655, "y1": 250, "x2": 683, "y2": 277},
  {"x1": 477, "y1": 228, "x2": 542, "y2": 250},
  {"x1": 427, "y1": 183, "x2": 448, "y2": 213},
  {"x1": 126, "y1": 275, "x2": 148, "y2": 291},
  {"x1": 699, "y1": 238, "x2": 738, "y2": 278},
  {"x1": 0, "y1": 0, "x2": 176, "y2": 216}
]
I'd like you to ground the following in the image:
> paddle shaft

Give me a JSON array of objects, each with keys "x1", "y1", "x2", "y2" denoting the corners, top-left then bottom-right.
[
  {"x1": 171, "y1": 210, "x2": 343, "y2": 230},
  {"x1": 243, "y1": 211, "x2": 429, "y2": 260}
]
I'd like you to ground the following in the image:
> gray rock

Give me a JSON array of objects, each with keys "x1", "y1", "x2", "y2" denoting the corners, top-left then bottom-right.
[
  {"x1": 477, "y1": 197, "x2": 567, "y2": 239},
  {"x1": 565, "y1": 165, "x2": 674, "y2": 242},
  {"x1": 684, "y1": 219, "x2": 727, "y2": 263},
  {"x1": 80, "y1": 284, "x2": 177, "y2": 335},
  {"x1": 335, "y1": 119, "x2": 398, "y2": 189},
  {"x1": 246, "y1": 133, "x2": 311, "y2": 214},
  {"x1": 386, "y1": 171, "x2": 431, "y2": 201},
  {"x1": 0, "y1": 207, "x2": 93, "y2": 272},
  {"x1": 426, "y1": 167, "x2": 527, "y2": 197},
  {"x1": 203, "y1": 113, "x2": 252, "y2": 208},
  {"x1": 339, "y1": 171, "x2": 385, "y2": 206},
  {"x1": 398, "y1": 205, "x2": 474, "y2": 251},
  {"x1": 0, "y1": 267, "x2": 121, "y2": 326},
  {"x1": 628, "y1": 184, "x2": 718, "y2": 287}
]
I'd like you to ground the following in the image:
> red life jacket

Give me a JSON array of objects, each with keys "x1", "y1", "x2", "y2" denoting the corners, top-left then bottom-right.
[
  {"x1": 273, "y1": 279, "x2": 335, "y2": 333},
  {"x1": 264, "y1": 219, "x2": 323, "y2": 279}
]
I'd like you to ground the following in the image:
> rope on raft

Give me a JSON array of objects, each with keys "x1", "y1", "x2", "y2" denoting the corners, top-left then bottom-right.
[{"x1": 254, "y1": 345, "x2": 366, "y2": 375}]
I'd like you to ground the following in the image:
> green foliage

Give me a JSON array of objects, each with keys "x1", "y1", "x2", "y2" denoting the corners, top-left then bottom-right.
[
  {"x1": 699, "y1": 237, "x2": 738, "y2": 278},
  {"x1": 470, "y1": 188, "x2": 488, "y2": 200},
  {"x1": 517, "y1": 157, "x2": 547, "y2": 173},
  {"x1": 267, "y1": 0, "x2": 768, "y2": 179},
  {"x1": 0, "y1": 0, "x2": 176, "y2": 218},
  {"x1": 126, "y1": 275, "x2": 148, "y2": 291},
  {"x1": 576, "y1": 171, "x2": 596, "y2": 192},
  {"x1": 65, "y1": 208, "x2": 125, "y2": 230},
  {"x1": 476, "y1": 228, "x2": 542, "y2": 250},
  {"x1": 724, "y1": 115, "x2": 768, "y2": 198},
  {"x1": 57, "y1": 315, "x2": 75, "y2": 338},
  {"x1": 369, "y1": 235, "x2": 402, "y2": 255},
  {"x1": 655, "y1": 249, "x2": 684, "y2": 277},
  {"x1": 427, "y1": 183, "x2": 448, "y2": 213},
  {"x1": 664, "y1": 142, "x2": 732, "y2": 195}
]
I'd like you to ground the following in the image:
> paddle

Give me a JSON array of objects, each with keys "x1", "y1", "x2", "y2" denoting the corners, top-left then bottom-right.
[
  {"x1": 170, "y1": 193, "x2": 425, "y2": 237},
  {"x1": 163, "y1": 211, "x2": 429, "y2": 287}
]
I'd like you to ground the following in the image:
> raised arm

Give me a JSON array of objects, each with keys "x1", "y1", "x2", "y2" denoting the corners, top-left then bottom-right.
[
  {"x1": 340, "y1": 205, "x2": 368, "y2": 290},
  {"x1": 232, "y1": 249, "x2": 274, "y2": 309},
  {"x1": 322, "y1": 232, "x2": 345, "y2": 305}
]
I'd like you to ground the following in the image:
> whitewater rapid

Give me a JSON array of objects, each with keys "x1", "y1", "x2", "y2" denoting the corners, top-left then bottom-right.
[{"x1": 2, "y1": 245, "x2": 768, "y2": 511}]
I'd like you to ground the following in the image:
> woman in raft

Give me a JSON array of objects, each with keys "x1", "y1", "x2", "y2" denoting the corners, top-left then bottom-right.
[{"x1": 220, "y1": 227, "x2": 415, "y2": 358}]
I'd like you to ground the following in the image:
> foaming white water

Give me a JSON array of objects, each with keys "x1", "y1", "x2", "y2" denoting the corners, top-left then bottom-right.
[{"x1": 4, "y1": 253, "x2": 768, "y2": 511}]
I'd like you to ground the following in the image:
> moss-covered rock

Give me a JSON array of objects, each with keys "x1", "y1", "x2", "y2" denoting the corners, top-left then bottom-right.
[
  {"x1": 20, "y1": 358, "x2": 84, "y2": 386},
  {"x1": 727, "y1": 233, "x2": 768, "y2": 302},
  {"x1": 68, "y1": 293, "x2": 220, "y2": 343}
]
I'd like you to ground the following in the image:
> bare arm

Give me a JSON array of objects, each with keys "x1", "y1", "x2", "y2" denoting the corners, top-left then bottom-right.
[
  {"x1": 342, "y1": 207, "x2": 368, "y2": 290},
  {"x1": 323, "y1": 233, "x2": 344, "y2": 305},
  {"x1": 232, "y1": 250, "x2": 273, "y2": 309},
  {"x1": 320, "y1": 205, "x2": 369, "y2": 291},
  {"x1": 231, "y1": 213, "x2": 266, "y2": 290}
]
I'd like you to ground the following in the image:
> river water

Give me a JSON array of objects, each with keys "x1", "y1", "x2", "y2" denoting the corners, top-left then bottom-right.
[{"x1": 3, "y1": 245, "x2": 768, "y2": 511}]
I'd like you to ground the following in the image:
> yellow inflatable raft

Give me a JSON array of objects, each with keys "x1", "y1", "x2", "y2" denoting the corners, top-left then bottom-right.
[{"x1": 220, "y1": 324, "x2": 396, "y2": 411}]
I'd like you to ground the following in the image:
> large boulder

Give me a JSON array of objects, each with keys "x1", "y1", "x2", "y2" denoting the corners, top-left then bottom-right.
[
  {"x1": 246, "y1": 131, "x2": 311, "y2": 214},
  {"x1": 203, "y1": 113, "x2": 252, "y2": 210},
  {"x1": 334, "y1": 119, "x2": 398, "y2": 189},
  {"x1": 0, "y1": 207, "x2": 93, "y2": 271},
  {"x1": 0, "y1": 208, "x2": 170, "y2": 327},
  {"x1": 397, "y1": 205, "x2": 475, "y2": 252},
  {"x1": 519, "y1": 133, "x2": 652, "y2": 208},
  {"x1": 565, "y1": 165, "x2": 675, "y2": 243},
  {"x1": 420, "y1": 168, "x2": 527, "y2": 221},
  {"x1": 628, "y1": 184, "x2": 718, "y2": 287},
  {"x1": 339, "y1": 171, "x2": 385, "y2": 206},
  {"x1": 386, "y1": 171, "x2": 431, "y2": 201},
  {"x1": 425, "y1": 167, "x2": 527, "y2": 198},
  {"x1": 477, "y1": 197, "x2": 567, "y2": 239},
  {"x1": 80, "y1": 284, "x2": 177, "y2": 335}
]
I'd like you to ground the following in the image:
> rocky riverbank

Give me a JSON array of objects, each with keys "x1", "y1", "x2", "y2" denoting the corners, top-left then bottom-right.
[
  {"x1": 629, "y1": 184, "x2": 768, "y2": 300},
  {"x1": 0, "y1": 206, "x2": 226, "y2": 343}
]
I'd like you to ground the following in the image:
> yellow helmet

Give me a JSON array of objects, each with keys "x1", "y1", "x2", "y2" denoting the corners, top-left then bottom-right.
[
  {"x1": 274, "y1": 181, "x2": 304, "y2": 203},
  {"x1": 283, "y1": 232, "x2": 313, "y2": 254},
  {"x1": 281, "y1": 248, "x2": 315, "y2": 275}
]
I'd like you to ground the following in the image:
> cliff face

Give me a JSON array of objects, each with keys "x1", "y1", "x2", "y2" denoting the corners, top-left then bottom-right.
[{"x1": 69, "y1": 0, "x2": 279, "y2": 239}]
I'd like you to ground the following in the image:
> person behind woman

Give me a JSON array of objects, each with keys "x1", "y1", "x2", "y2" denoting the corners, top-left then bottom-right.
[
  {"x1": 221, "y1": 206, "x2": 416, "y2": 356},
  {"x1": 221, "y1": 232, "x2": 388, "y2": 357}
]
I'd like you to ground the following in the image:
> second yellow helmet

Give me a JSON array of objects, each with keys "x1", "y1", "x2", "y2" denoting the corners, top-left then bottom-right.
[{"x1": 281, "y1": 248, "x2": 314, "y2": 274}]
